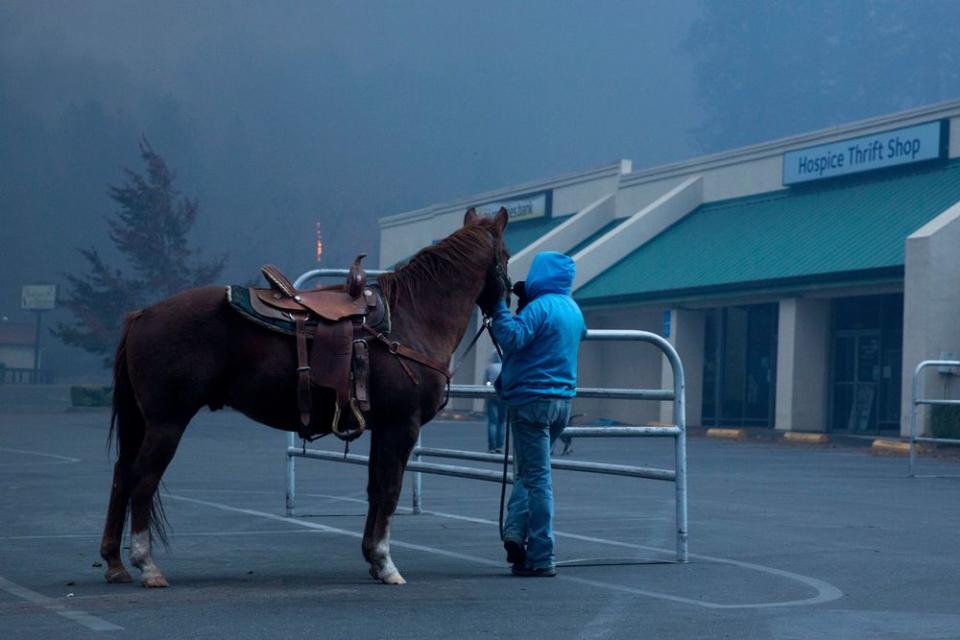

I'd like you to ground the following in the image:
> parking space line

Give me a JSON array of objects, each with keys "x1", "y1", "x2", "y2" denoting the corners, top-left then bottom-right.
[
  {"x1": 0, "y1": 575, "x2": 122, "y2": 632},
  {"x1": 306, "y1": 493, "x2": 845, "y2": 609},
  {"x1": 0, "y1": 529, "x2": 329, "y2": 541},
  {"x1": 166, "y1": 492, "x2": 843, "y2": 609},
  {"x1": 0, "y1": 447, "x2": 80, "y2": 463}
]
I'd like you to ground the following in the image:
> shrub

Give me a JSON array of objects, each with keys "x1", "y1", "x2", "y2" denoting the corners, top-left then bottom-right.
[
  {"x1": 930, "y1": 404, "x2": 960, "y2": 440},
  {"x1": 71, "y1": 385, "x2": 113, "y2": 408}
]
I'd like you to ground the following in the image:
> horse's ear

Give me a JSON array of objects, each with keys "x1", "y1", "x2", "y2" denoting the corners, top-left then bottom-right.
[
  {"x1": 494, "y1": 207, "x2": 509, "y2": 233},
  {"x1": 463, "y1": 207, "x2": 479, "y2": 226}
]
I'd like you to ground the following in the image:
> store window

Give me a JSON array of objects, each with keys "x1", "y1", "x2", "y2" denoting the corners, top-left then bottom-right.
[{"x1": 701, "y1": 303, "x2": 779, "y2": 427}]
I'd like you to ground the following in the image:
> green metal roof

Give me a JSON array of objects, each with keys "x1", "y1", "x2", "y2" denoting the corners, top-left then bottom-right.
[
  {"x1": 576, "y1": 160, "x2": 960, "y2": 305},
  {"x1": 504, "y1": 214, "x2": 572, "y2": 255}
]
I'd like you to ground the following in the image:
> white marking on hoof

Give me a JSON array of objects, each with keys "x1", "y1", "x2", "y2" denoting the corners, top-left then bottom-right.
[
  {"x1": 370, "y1": 539, "x2": 405, "y2": 584},
  {"x1": 130, "y1": 530, "x2": 168, "y2": 588},
  {"x1": 140, "y1": 571, "x2": 169, "y2": 588},
  {"x1": 380, "y1": 571, "x2": 406, "y2": 585}
]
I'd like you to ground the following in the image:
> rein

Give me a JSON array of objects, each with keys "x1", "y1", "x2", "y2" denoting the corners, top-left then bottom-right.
[
  {"x1": 360, "y1": 313, "x2": 495, "y2": 414},
  {"x1": 369, "y1": 235, "x2": 510, "y2": 412}
]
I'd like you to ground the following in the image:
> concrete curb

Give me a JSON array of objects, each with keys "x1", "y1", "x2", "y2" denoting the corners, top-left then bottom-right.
[
  {"x1": 871, "y1": 439, "x2": 912, "y2": 455},
  {"x1": 706, "y1": 427, "x2": 745, "y2": 440},
  {"x1": 783, "y1": 432, "x2": 830, "y2": 444}
]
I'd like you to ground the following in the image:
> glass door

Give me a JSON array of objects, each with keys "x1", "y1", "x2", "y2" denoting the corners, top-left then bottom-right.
[{"x1": 831, "y1": 331, "x2": 880, "y2": 432}]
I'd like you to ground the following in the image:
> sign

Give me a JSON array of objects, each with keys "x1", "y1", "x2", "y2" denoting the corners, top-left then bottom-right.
[
  {"x1": 21, "y1": 284, "x2": 57, "y2": 310},
  {"x1": 476, "y1": 191, "x2": 551, "y2": 222},
  {"x1": 783, "y1": 120, "x2": 946, "y2": 185},
  {"x1": 662, "y1": 310, "x2": 671, "y2": 338}
]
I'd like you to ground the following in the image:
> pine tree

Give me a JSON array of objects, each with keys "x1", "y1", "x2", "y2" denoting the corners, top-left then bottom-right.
[{"x1": 54, "y1": 138, "x2": 225, "y2": 365}]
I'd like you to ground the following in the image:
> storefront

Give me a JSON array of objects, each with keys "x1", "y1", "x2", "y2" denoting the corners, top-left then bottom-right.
[{"x1": 379, "y1": 102, "x2": 960, "y2": 436}]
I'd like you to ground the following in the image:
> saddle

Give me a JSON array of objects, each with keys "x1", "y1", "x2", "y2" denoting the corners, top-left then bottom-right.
[{"x1": 227, "y1": 254, "x2": 387, "y2": 441}]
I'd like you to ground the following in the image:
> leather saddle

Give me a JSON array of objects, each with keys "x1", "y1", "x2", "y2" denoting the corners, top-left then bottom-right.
[{"x1": 227, "y1": 254, "x2": 387, "y2": 441}]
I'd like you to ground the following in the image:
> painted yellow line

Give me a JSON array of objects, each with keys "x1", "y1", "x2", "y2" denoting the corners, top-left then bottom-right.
[
  {"x1": 783, "y1": 432, "x2": 829, "y2": 444},
  {"x1": 706, "y1": 428, "x2": 745, "y2": 440},
  {"x1": 871, "y1": 439, "x2": 911, "y2": 455}
]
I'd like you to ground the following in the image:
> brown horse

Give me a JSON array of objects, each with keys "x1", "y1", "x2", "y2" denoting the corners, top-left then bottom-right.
[{"x1": 99, "y1": 208, "x2": 510, "y2": 587}]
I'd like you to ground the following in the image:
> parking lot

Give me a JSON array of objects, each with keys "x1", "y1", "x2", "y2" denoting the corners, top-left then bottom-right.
[{"x1": 1, "y1": 407, "x2": 959, "y2": 639}]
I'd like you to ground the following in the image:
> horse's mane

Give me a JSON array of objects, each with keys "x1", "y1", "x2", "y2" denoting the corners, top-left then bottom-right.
[{"x1": 379, "y1": 222, "x2": 496, "y2": 309}]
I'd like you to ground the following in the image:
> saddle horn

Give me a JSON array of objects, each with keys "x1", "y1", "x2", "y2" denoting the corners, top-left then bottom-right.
[{"x1": 347, "y1": 253, "x2": 367, "y2": 299}]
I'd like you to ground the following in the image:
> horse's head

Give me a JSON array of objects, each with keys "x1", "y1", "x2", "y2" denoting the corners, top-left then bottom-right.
[{"x1": 463, "y1": 206, "x2": 510, "y2": 316}]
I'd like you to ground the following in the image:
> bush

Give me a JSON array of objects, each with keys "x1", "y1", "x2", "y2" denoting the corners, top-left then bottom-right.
[
  {"x1": 930, "y1": 404, "x2": 960, "y2": 439},
  {"x1": 71, "y1": 385, "x2": 113, "y2": 408}
]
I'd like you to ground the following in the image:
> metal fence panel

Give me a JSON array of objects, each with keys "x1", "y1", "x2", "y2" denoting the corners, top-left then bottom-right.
[
  {"x1": 283, "y1": 269, "x2": 689, "y2": 562},
  {"x1": 909, "y1": 359, "x2": 960, "y2": 478}
]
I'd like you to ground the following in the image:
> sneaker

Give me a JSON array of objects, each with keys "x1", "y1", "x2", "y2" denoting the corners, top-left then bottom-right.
[
  {"x1": 511, "y1": 565, "x2": 557, "y2": 578},
  {"x1": 503, "y1": 539, "x2": 526, "y2": 566}
]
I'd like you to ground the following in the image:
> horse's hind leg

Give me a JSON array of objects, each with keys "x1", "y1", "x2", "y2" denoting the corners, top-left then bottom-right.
[
  {"x1": 362, "y1": 421, "x2": 418, "y2": 585},
  {"x1": 100, "y1": 384, "x2": 144, "y2": 583},
  {"x1": 128, "y1": 423, "x2": 187, "y2": 588},
  {"x1": 100, "y1": 437, "x2": 141, "y2": 583}
]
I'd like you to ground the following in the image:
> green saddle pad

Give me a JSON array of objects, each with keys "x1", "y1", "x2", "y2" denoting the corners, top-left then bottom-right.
[{"x1": 226, "y1": 284, "x2": 391, "y2": 336}]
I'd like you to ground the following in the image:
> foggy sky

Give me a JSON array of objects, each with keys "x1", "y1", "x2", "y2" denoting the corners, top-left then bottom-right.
[{"x1": 2, "y1": 1, "x2": 958, "y2": 378}]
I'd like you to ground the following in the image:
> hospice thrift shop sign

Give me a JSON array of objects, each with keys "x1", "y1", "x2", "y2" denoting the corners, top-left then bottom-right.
[{"x1": 783, "y1": 120, "x2": 947, "y2": 185}]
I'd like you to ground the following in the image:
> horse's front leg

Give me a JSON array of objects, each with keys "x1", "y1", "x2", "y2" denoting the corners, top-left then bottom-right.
[{"x1": 362, "y1": 420, "x2": 418, "y2": 585}]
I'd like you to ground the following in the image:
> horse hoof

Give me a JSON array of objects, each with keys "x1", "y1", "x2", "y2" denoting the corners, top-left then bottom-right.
[
  {"x1": 381, "y1": 571, "x2": 406, "y2": 585},
  {"x1": 141, "y1": 573, "x2": 169, "y2": 588},
  {"x1": 105, "y1": 567, "x2": 133, "y2": 584}
]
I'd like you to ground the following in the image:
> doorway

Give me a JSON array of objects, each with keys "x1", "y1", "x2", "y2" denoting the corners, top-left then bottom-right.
[
  {"x1": 828, "y1": 294, "x2": 902, "y2": 433},
  {"x1": 831, "y1": 331, "x2": 881, "y2": 432}
]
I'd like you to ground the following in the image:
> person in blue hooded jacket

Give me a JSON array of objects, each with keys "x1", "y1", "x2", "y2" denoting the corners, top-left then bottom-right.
[{"x1": 490, "y1": 251, "x2": 586, "y2": 577}]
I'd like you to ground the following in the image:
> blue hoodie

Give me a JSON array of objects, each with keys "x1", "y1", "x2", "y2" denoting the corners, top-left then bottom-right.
[{"x1": 490, "y1": 252, "x2": 586, "y2": 406}]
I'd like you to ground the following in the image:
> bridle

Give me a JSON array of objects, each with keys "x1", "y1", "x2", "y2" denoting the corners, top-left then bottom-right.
[
  {"x1": 369, "y1": 228, "x2": 509, "y2": 417},
  {"x1": 438, "y1": 230, "x2": 510, "y2": 393}
]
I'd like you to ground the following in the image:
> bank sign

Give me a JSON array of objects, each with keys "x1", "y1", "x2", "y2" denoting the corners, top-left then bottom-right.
[
  {"x1": 476, "y1": 191, "x2": 551, "y2": 222},
  {"x1": 783, "y1": 120, "x2": 947, "y2": 185}
]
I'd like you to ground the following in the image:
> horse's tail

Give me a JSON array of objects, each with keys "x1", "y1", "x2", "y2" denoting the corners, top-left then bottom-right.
[
  {"x1": 108, "y1": 311, "x2": 169, "y2": 544},
  {"x1": 109, "y1": 311, "x2": 143, "y2": 457}
]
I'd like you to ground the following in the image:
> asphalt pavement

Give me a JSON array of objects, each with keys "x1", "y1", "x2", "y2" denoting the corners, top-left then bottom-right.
[{"x1": 1, "y1": 407, "x2": 959, "y2": 639}]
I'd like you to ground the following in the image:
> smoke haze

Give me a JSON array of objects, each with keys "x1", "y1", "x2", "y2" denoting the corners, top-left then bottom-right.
[{"x1": 1, "y1": 1, "x2": 958, "y2": 378}]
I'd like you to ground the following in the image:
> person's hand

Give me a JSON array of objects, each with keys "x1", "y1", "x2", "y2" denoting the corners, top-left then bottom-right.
[{"x1": 512, "y1": 280, "x2": 529, "y2": 313}]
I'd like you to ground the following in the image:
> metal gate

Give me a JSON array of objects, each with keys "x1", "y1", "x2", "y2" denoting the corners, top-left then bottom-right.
[
  {"x1": 283, "y1": 268, "x2": 689, "y2": 562},
  {"x1": 909, "y1": 359, "x2": 960, "y2": 477}
]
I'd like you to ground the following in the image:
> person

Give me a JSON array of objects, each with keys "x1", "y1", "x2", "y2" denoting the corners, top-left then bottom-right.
[
  {"x1": 483, "y1": 351, "x2": 506, "y2": 453},
  {"x1": 489, "y1": 251, "x2": 586, "y2": 577}
]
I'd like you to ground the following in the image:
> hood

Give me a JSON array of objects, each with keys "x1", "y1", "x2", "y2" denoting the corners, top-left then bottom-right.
[{"x1": 524, "y1": 251, "x2": 576, "y2": 299}]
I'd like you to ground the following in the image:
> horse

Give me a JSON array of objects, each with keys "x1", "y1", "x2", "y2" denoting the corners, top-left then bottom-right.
[{"x1": 99, "y1": 207, "x2": 510, "y2": 587}]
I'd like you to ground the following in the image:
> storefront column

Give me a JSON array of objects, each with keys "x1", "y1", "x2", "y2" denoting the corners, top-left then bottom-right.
[
  {"x1": 902, "y1": 202, "x2": 960, "y2": 436},
  {"x1": 775, "y1": 298, "x2": 830, "y2": 432},
  {"x1": 660, "y1": 308, "x2": 705, "y2": 426}
]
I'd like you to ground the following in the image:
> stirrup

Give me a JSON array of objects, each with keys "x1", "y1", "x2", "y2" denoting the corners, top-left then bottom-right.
[{"x1": 331, "y1": 400, "x2": 365, "y2": 441}]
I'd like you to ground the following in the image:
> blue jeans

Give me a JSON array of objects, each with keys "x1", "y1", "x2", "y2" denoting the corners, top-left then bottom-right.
[
  {"x1": 502, "y1": 397, "x2": 571, "y2": 570},
  {"x1": 486, "y1": 399, "x2": 506, "y2": 450}
]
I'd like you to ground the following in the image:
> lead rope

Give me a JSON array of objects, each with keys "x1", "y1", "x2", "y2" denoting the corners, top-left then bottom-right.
[{"x1": 486, "y1": 329, "x2": 510, "y2": 542}]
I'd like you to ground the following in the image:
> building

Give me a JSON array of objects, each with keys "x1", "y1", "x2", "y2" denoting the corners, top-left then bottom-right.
[
  {"x1": 0, "y1": 322, "x2": 38, "y2": 383},
  {"x1": 379, "y1": 101, "x2": 960, "y2": 436}
]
